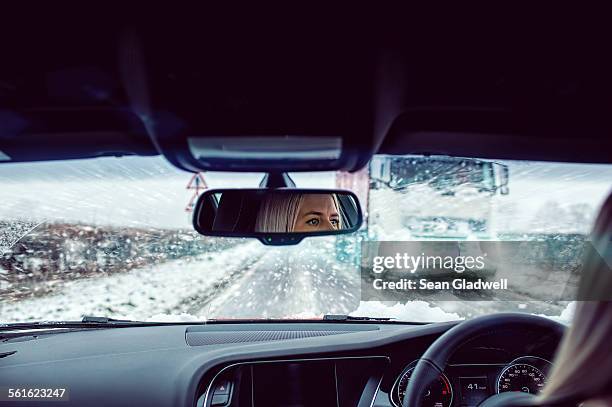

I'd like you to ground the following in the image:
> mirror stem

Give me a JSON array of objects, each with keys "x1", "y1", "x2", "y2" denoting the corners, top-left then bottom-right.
[{"x1": 259, "y1": 172, "x2": 296, "y2": 188}]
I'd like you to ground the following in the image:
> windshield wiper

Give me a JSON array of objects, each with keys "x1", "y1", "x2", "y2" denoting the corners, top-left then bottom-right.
[
  {"x1": 0, "y1": 316, "x2": 160, "y2": 332},
  {"x1": 80, "y1": 315, "x2": 139, "y2": 324},
  {"x1": 322, "y1": 314, "x2": 394, "y2": 322}
]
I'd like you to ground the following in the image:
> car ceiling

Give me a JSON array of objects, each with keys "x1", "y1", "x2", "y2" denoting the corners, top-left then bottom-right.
[{"x1": 1, "y1": 5, "x2": 610, "y2": 168}]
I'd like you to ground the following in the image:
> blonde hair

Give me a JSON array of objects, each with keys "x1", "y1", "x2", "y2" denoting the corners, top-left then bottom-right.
[
  {"x1": 254, "y1": 193, "x2": 343, "y2": 233},
  {"x1": 539, "y1": 194, "x2": 612, "y2": 405},
  {"x1": 255, "y1": 193, "x2": 305, "y2": 233}
]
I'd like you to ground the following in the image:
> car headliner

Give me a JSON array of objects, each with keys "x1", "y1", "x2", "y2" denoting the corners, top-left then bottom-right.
[{"x1": 1, "y1": 5, "x2": 610, "y2": 168}]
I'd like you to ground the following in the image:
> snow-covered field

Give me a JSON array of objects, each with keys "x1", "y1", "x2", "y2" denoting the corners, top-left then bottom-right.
[{"x1": 1, "y1": 242, "x2": 263, "y2": 322}]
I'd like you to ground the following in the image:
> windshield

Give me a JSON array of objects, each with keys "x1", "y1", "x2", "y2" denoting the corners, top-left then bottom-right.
[{"x1": 1, "y1": 155, "x2": 611, "y2": 324}]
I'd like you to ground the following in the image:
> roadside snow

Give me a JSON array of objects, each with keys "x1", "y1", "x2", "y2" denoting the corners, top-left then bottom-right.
[
  {"x1": 145, "y1": 313, "x2": 205, "y2": 322},
  {"x1": 349, "y1": 300, "x2": 576, "y2": 325},
  {"x1": 0, "y1": 241, "x2": 261, "y2": 323},
  {"x1": 350, "y1": 301, "x2": 463, "y2": 322},
  {"x1": 539, "y1": 301, "x2": 575, "y2": 325}
]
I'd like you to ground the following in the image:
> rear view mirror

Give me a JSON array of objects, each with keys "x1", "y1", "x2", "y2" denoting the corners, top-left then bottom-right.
[{"x1": 193, "y1": 189, "x2": 363, "y2": 245}]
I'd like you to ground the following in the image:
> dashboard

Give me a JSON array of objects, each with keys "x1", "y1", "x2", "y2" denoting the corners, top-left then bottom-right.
[
  {"x1": 0, "y1": 316, "x2": 564, "y2": 407},
  {"x1": 198, "y1": 355, "x2": 552, "y2": 407},
  {"x1": 195, "y1": 322, "x2": 560, "y2": 407}
]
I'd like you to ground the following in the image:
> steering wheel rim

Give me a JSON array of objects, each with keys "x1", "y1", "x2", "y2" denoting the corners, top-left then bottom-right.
[{"x1": 402, "y1": 312, "x2": 564, "y2": 407}]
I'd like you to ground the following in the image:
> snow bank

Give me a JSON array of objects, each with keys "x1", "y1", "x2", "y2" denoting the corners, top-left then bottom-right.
[
  {"x1": 350, "y1": 300, "x2": 576, "y2": 324},
  {"x1": 538, "y1": 301, "x2": 575, "y2": 325},
  {"x1": 145, "y1": 313, "x2": 206, "y2": 322},
  {"x1": 350, "y1": 301, "x2": 462, "y2": 322}
]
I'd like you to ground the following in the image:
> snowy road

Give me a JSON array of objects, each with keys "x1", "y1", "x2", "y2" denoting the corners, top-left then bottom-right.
[
  {"x1": 200, "y1": 241, "x2": 361, "y2": 319},
  {"x1": 1, "y1": 238, "x2": 569, "y2": 324}
]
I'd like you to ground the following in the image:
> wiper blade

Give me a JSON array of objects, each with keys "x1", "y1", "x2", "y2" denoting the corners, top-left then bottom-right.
[
  {"x1": 322, "y1": 314, "x2": 394, "y2": 321},
  {"x1": 80, "y1": 315, "x2": 138, "y2": 324},
  {"x1": 0, "y1": 316, "x2": 153, "y2": 331}
]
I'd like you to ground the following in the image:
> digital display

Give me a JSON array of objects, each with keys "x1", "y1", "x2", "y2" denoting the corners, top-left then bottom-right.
[{"x1": 459, "y1": 376, "x2": 489, "y2": 406}]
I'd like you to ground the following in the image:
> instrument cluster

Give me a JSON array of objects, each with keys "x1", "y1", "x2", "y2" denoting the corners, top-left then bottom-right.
[{"x1": 390, "y1": 356, "x2": 553, "y2": 407}]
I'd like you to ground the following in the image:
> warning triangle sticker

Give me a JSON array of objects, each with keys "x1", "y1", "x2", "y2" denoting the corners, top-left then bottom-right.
[{"x1": 186, "y1": 172, "x2": 207, "y2": 190}]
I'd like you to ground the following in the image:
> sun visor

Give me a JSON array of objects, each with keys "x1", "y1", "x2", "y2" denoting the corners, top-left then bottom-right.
[
  {"x1": 0, "y1": 109, "x2": 156, "y2": 163},
  {"x1": 158, "y1": 133, "x2": 365, "y2": 172}
]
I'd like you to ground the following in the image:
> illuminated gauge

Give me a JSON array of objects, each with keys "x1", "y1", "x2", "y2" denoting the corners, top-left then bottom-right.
[
  {"x1": 392, "y1": 362, "x2": 453, "y2": 407},
  {"x1": 497, "y1": 363, "x2": 547, "y2": 394}
]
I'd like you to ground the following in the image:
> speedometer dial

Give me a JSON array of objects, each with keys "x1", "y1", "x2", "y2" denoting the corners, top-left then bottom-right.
[
  {"x1": 393, "y1": 363, "x2": 453, "y2": 407},
  {"x1": 497, "y1": 363, "x2": 547, "y2": 394}
]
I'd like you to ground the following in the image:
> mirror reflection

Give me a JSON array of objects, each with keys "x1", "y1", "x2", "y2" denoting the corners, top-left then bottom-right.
[
  {"x1": 194, "y1": 190, "x2": 361, "y2": 236},
  {"x1": 256, "y1": 193, "x2": 342, "y2": 233}
]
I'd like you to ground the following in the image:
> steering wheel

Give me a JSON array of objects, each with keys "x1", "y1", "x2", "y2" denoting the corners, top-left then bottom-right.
[{"x1": 402, "y1": 313, "x2": 564, "y2": 407}]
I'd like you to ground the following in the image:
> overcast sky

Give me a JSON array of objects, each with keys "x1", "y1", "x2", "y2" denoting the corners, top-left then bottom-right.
[{"x1": 0, "y1": 155, "x2": 610, "y2": 232}]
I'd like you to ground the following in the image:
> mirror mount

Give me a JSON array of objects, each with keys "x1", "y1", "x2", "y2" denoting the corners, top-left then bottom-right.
[{"x1": 258, "y1": 172, "x2": 296, "y2": 189}]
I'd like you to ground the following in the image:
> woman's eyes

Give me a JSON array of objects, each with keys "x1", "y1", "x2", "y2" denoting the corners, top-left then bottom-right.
[
  {"x1": 306, "y1": 218, "x2": 320, "y2": 226},
  {"x1": 305, "y1": 217, "x2": 339, "y2": 227}
]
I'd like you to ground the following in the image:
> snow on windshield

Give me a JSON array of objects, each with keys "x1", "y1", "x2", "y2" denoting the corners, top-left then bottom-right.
[{"x1": 1, "y1": 156, "x2": 610, "y2": 323}]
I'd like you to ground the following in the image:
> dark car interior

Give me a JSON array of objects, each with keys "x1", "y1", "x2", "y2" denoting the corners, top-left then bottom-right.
[{"x1": 1, "y1": 5, "x2": 611, "y2": 407}]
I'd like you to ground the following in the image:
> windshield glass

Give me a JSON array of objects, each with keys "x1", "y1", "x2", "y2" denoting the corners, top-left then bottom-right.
[{"x1": 1, "y1": 155, "x2": 611, "y2": 323}]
